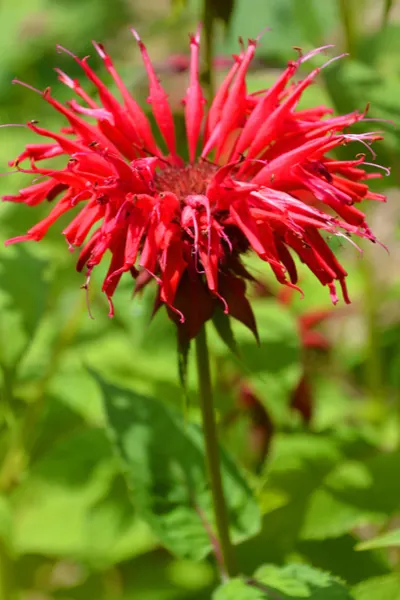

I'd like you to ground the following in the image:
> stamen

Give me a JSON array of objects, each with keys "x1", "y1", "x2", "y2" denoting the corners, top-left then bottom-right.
[
  {"x1": 56, "y1": 45, "x2": 77, "y2": 59},
  {"x1": 298, "y1": 45, "x2": 335, "y2": 64},
  {"x1": 81, "y1": 274, "x2": 95, "y2": 320},
  {"x1": 255, "y1": 26, "x2": 271, "y2": 42},
  {"x1": 0, "y1": 171, "x2": 20, "y2": 177},
  {"x1": 362, "y1": 117, "x2": 397, "y2": 126},
  {"x1": 0, "y1": 123, "x2": 27, "y2": 128},
  {"x1": 342, "y1": 133, "x2": 380, "y2": 159},
  {"x1": 362, "y1": 162, "x2": 391, "y2": 176},
  {"x1": 12, "y1": 79, "x2": 42, "y2": 95},
  {"x1": 320, "y1": 53, "x2": 349, "y2": 71},
  {"x1": 335, "y1": 232, "x2": 363, "y2": 254}
]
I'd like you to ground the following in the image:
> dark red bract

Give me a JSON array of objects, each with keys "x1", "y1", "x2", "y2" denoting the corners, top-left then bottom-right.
[{"x1": 3, "y1": 30, "x2": 387, "y2": 341}]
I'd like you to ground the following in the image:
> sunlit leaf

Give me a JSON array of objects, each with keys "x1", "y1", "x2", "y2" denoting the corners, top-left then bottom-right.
[
  {"x1": 356, "y1": 527, "x2": 400, "y2": 552},
  {"x1": 352, "y1": 574, "x2": 400, "y2": 600},
  {"x1": 214, "y1": 564, "x2": 354, "y2": 599},
  {"x1": 0, "y1": 246, "x2": 49, "y2": 341},
  {"x1": 13, "y1": 429, "x2": 114, "y2": 557},
  {"x1": 96, "y1": 373, "x2": 261, "y2": 560}
]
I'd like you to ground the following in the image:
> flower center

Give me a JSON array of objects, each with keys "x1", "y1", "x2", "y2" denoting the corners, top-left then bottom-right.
[{"x1": 154, "y1": 160, "x2": 218, "y2": 202}]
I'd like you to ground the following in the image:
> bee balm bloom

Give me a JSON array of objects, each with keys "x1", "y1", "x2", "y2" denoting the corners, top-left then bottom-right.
[{"x1": 3, "y1": 31, "x2": 386, "y2": 341}]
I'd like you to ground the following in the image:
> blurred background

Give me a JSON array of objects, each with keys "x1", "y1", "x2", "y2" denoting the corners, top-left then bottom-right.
[{"x1": 1, "y1": 0, "x2": 400, "y2": 598}]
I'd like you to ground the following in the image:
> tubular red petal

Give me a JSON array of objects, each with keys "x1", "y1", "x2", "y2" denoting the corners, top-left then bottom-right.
[
  {"x1": 252, "y1": 135, "x2": 343, "y2": 186},
  {"x1": 54, "y1": 68, "x2": 99, "y2": 108},
  {"x1": 132, "y1": 29, "x2": 177, "y2": 158},
  {"x1": 184, "y1": 28, "x2": 205, "y2": 162},
  {"x1": 92, "y1": 41, "x2": 160, "y2": 156},
  {"x1": 233, "y1": 60, "x2": 298, "y2": 159},
  {"x1": 214, "y1": 40, "x2": 257, "y2": 159},
  {"x1": 204, "y1": 53, "x2": 242, "y2": 141}
]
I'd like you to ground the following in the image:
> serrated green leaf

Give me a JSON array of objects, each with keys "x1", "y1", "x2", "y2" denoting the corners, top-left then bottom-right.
[
  {"x1": 214, "y1": 564, "x2": 354, "y2": 599},
  {"x1": 96, "y1": 373, "x2": 261, "y2": 560},
  {"x1": 254, "y1": 563, "x2": 354, "y2": 599},
  {"x1": 356, "y1": 527, "x2": 400, "y2": 551},
  {"x1": 213, "y1": 578, "x2": 265, "y2": 600},
  {"x1": 352, "y1": 574, "x2": 400, "y2": 600}
]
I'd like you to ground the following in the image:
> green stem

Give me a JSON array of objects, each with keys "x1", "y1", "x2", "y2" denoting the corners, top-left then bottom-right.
[
  {"x1": 0, "y1": 541, "x2": 14, "y2": 600},
  {"x1": 382, "y1": 0, "x2": 395, "y2": 28},
  {"x1": 338, "y1": 0, "x2": 357, "y2": 56},
  {"x1": 359, "y1": 257, "x2": 385, "y2": 412},
  {"x1": 195, "y1": 326, "x2": 237, "y2": 579},
  {"x1": 202, "y1": 0, "x2": 215, "y2": 102}
]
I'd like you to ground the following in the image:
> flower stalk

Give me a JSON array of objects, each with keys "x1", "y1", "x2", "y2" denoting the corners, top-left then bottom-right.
[
  {"x1": 195, "y1": 326, "x2": 237, "y2": 579},
  {"x1": 202, "y1": 0, "x2": 215, "y2": 101}
]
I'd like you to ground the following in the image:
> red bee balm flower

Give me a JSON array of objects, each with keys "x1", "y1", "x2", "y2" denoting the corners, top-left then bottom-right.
[{"x1": 3, "y1": 31, "x2": 387, "y2": 341}]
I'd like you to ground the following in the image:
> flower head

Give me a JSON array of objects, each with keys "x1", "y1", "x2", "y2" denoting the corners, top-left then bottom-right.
[{"x1": 3, "y1": 30, "x2": 387, "y2": 342}]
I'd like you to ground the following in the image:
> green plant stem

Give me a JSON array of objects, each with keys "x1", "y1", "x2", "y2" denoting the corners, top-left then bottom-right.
[
  {"x1": 338, "y1": 0, "x2": 356, "y2": 56},
  {"x1": 202, "y1": 0, "x2": 215, "y2": 102},
  {"x1": 195, "y1": 326, "x2": 237, "y2": 579},
  {"x1": 359, "y1": 257, "x2": 385, "y2": 411},
  {"x1": 0, "y1": 541, "x2": 14, "y2": 600},
  {"x1": 382, "y1": 0, "x2": 395, "y2": 28}
]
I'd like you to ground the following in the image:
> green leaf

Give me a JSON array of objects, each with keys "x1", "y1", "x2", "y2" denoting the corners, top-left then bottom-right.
[
  {"x1": 15, "y1": 423, "x2": 155, "y2": 564},
  {"x1": 214, "y1": 564, "x2": 354, "y2": 599},
  {"x1": 299, "y1": 452, "x2": 397, "y2": 540},
  {"x1": 213, "y1": 578, "x2": 265, "y2": 600},
  {"x1": 13, "y1": 429, "x2": 114, "y2": 557},
  {"x1": 298, "y1": 536, "x2": 390, "y2": 586},
  {"x1": 260, "y1": 435, "x2": 400, "y2": 544},
  {"x1": 0, "y1": 242, "x2": 49, "y2": 340},
  {"x1": 85, "y1": 473, "x2": 157, "y2": 566},
  {"x1": 210, "y1": 300, "x2": 301, "y2": 423},
  {"x1": 356, "y1": 527, "x2": 400, "y2": 551},
  {"x1": 96, "y1": 373, "x2": 261, "y2": 560},
  {"x1": 259, "y1": 432, "x2": 342, "y2": 527},
  {"x1": 352, "y1": 574, "x2": 400, "y2": 600},
  {"x1": 0, "y1": 246, "x2": 50, "y2": 367},
  {"x1": 257, "y1": 564, "x2": 354, "y2": 599},
  {"x1": 218, "y1": 0, "x2": 337, "y2": 59}
]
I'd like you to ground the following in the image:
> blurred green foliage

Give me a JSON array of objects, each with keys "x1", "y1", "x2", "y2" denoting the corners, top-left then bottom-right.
[{"x1": 1, "y1": 0, "x2": 400, "y2": 598}]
